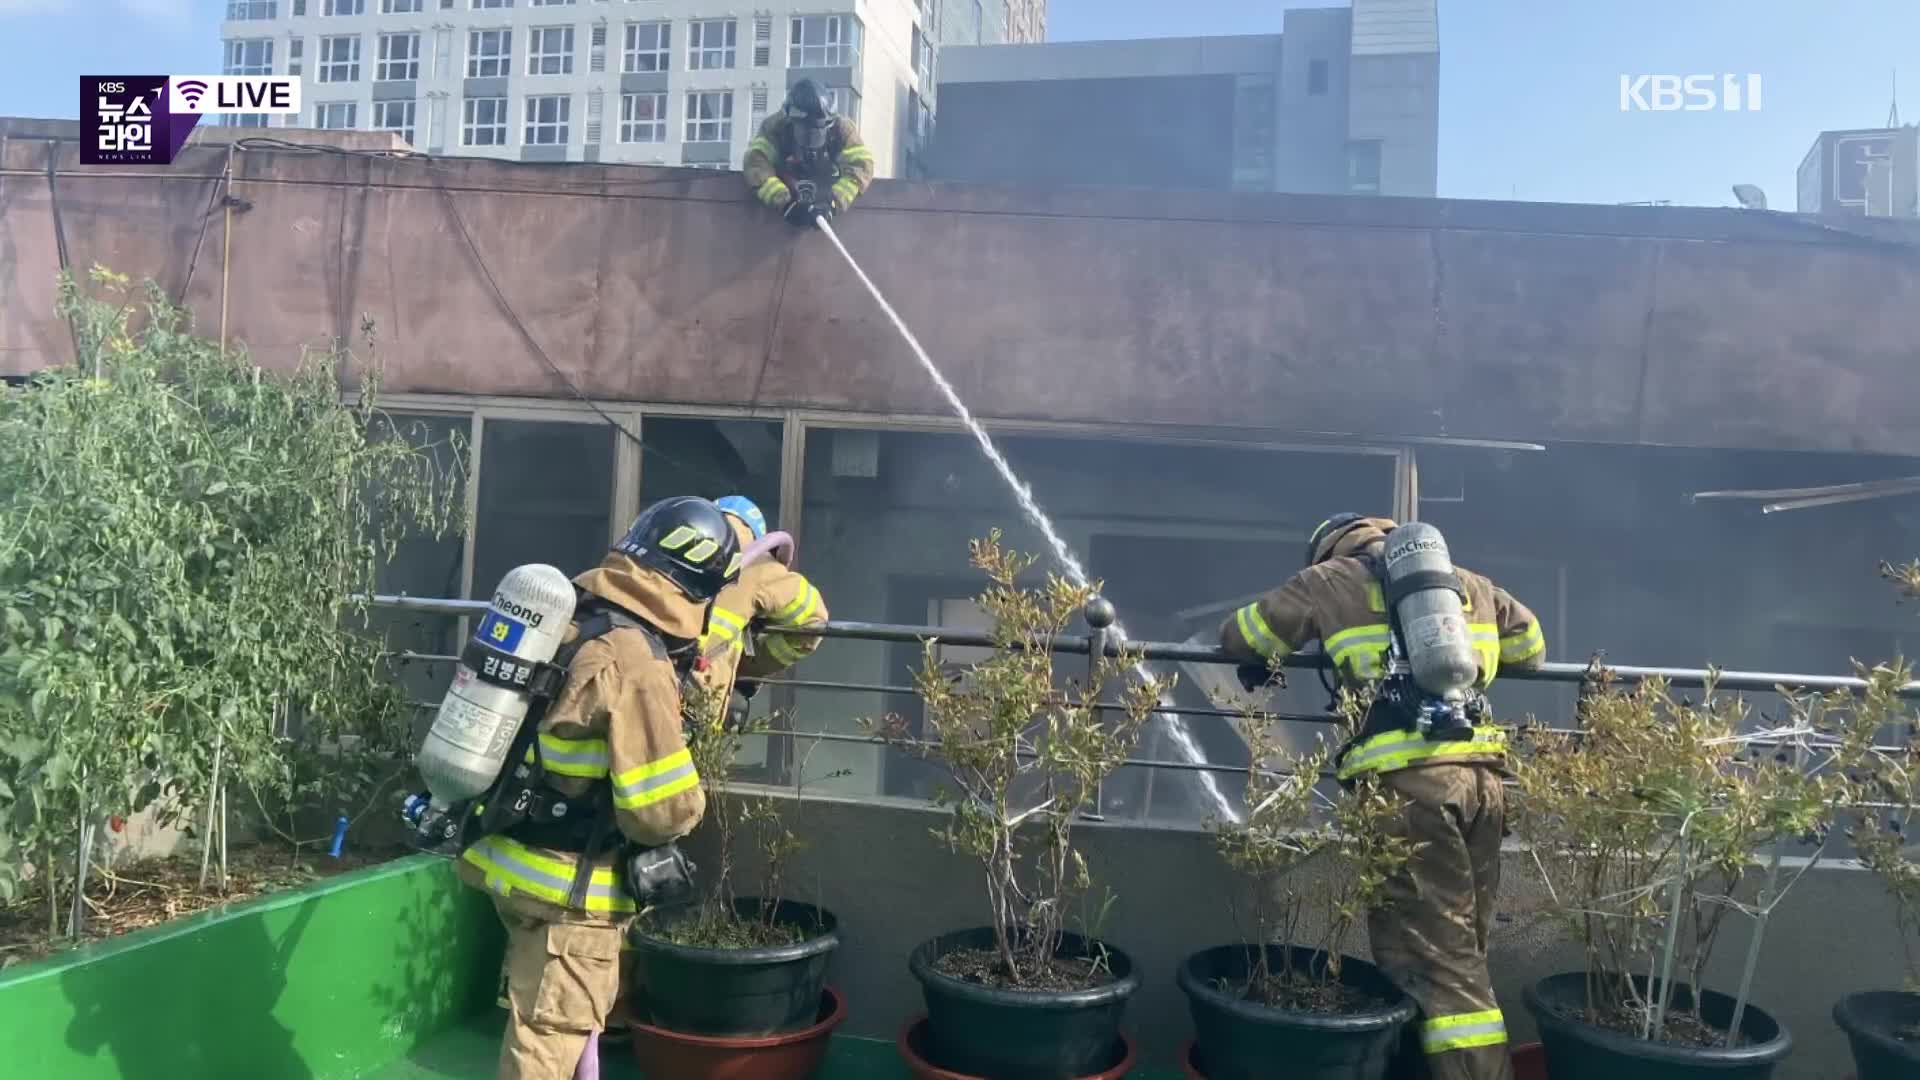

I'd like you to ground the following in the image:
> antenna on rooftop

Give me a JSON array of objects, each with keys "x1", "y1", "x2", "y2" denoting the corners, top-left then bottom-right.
[{"x1": 1890, "y1": 69, "x2": 1901, "y2": 128}]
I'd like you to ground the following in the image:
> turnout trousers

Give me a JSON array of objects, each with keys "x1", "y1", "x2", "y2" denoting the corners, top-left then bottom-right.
[
  {"x1": 490, "y1": 892, "x2": 626, "y2": 1080},
  {"x1": 1368, "y1": 763, "x2": 1513, "y2": 1080}
]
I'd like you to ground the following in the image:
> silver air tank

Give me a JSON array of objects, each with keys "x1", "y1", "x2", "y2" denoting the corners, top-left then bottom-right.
[
  {"x1": 1380, "y1": 522, "x2": 1479, "y2": 705},
  {"x1": 414, "y1": 564, "x2": 577, "y2": 815}
]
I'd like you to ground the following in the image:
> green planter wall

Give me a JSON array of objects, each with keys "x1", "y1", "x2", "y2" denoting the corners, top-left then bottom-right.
[{"x1": 0, "y1": 855, "x2": 503, "y2": 1080}]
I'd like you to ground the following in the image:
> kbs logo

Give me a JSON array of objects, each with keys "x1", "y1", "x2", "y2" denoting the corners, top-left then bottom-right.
[
  {"x1": 79, "y1": 75, "x2": 302, "y2": 165},
  {"x1": 1619, "y1": 74, "x2": 1763, "y2": 112}
]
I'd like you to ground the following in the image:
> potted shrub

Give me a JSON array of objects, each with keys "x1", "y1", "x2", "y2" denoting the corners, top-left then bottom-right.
[
  {"x1": 623, "y1": 680, "x2": 846, "y2": 1078},
  {"x1": 871, "y1": 532, "x2": 1165, "y2": 1080},
  {"x1": 1833, "y1": 652, "x2": 1920, "y2": 1080},
  {"x1": 1178, "y1": 692, "x2": 1418, "y2": 1080},
  {"x1": 1510, "y1": 666, "x2": 1840, "y2": 1080}
]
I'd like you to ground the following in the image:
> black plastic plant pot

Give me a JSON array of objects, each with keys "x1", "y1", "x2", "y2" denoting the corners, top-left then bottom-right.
[
  {"x1": 1522, "y1": 972, "x2": 1793, "y2": 1080},
  {"x1": 1176, "y1": 945, "x2": 1416, "y2": 1080},
  {"x1": 1833, "y1": 990, "x2": 1920, "y2": 1080},
  {"x1": 627, "y1": 897, "x2": 840, "y2": 1038},
  {"x1": 908, "y1": 926, "x2": 1141, "y2": 1080}
]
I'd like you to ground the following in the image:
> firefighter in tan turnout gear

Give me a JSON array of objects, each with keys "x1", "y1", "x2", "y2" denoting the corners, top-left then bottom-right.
[
  {"x1": 743, "y1": 78, "x2": 877, "y2": 224},
  {"x1": 455, "y1": 496, "x2": 741, "y2": 1080},
  {"x1": 1220, "y1": 514, "x2": 1546, "y2": 1080},
  {"x1": 695, "y1": 495, "x2": 829, "y2": 729}
]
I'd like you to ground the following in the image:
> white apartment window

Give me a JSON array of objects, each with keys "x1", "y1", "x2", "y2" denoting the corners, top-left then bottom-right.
[
  {"x1": 224, "y1": 39, "x2": 274, "y2": 75},
  {"x1": 463, "y1": 96, "x2": 509, "y2": 144},
  {"x1": 619, "y1": 92, "x2": 666, "y2": 142},
  {"x1": 319, "y1": 36, "x2": 362, "y2": 82},
  {"x1": 226, "y1": 113, "x2": 269, "y2": 129},
  {"x1": 623, "y1": 21, "x2": 669, "y2": 72},
  {"x1": 315, "y1": 102, "x2": 358, "y2": 128},
  {"x1": 468, "y1": 29, "x2": 511, "y2": 77},
  {"x1": 323, "y1": 0, "x2": 364, "y2": 14},
  {"x1": 529, "y1": 0, "x2": 575, "y2": 5},
  {"x1": 790, "y1": 15, "x2": 859, "y2": 68},
  {"x1": 382, "y1": 0, "x2": 424, "y2": 12},
  {"x1": 915, "y1": 25, "x2": 933, "y2": 81},
  {"x1": 472, "y1": 0, "x2": 512, "y2": 8},
  {"x1": 373, "y1": 99, "x2": 417, "y2": 142},
  {"x1": 684, "y1": 89, "x2": 732, "y2": 143},
  {"x1": 287, "y1": 37, "x2": 303, "y2": 76},
  {"x1": 688, "y1": 19, "x2": 736, "y2": 71},
  {"x1": 378, "y1": 33, "x2": 421, "y2": 81},
  {"x1": 524, "y1": 94, "x2": 571, "y2": 144},
  {"x1": 527, "y1": 26, "x2": 575, "y2": 75},
  {"x1": 226, "y1": 1, "x2": 277, "y2": 19},
  {"x1": 752, "y1": 15, "x2": 771, "y2": 67},
  {"x1": 821, "y1": 86, "x2": 859, "y2": 123}
]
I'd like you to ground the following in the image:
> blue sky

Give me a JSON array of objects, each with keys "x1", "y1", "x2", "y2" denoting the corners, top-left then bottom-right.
[{"x1": 0, "y1": 0, "x2": 1910, "y2": 209}]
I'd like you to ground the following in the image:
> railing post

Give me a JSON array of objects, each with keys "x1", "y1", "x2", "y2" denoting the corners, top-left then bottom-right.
[{"x1": 1082, "y1": 595, "x2": 1115, "y2": 821}]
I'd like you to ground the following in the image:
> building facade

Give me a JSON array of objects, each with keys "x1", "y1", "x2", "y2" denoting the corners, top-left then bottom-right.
[
  {"x1": 218, "y1": 0, "x2": 975, "y2": 175},
  {"x1": 1797, "y1": 125, "x2": 1920, "y2": 218},
  {"x1": 929, "y1": 0, "x2": 1437, "y2": 196}
]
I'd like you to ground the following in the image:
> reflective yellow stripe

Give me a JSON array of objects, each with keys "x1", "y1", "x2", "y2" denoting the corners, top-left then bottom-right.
[
  {"x1": 755, "y1": 176, "x2": 788, "y2": 202},
  {"x1": 460, "y1": 834, "x2": 634, "y2": 913},
  {"x1": 1501, "y1": 622, "x2": 1545, "y2": 663},
  {"x1": 612, "y1": 748, "x2": 699, "y2": 810},
  {"x1": 526, "y1": 732, "x2": 610, "y2": 778},
  {"x1": 1469, "y1": 622, "x2": 1501, "y2": 686},
  {"x1": 1325, "y1": 623, "x2": 1391, "y2": 679},
  {"x1": 838, "y1": 145, "x2": 875, "y2": 164},
  {"x1": 763, "y1": 631, "x2": 807, "y2": 666},
  {"x1": 1337, "y1": 726, "x2": 1508, "y2": 780},
  {"x1": 1233, "y1": 602, "x2": 1286, "y2": 659},
  {"x1": 832, "y1": 177, "x2": 859, "y2": 200},
  {"x1": 1365, "y1": 582, "x2": 1385, "y2": 612},
  {"x1": 707, "y1": 606, "x2": 748, "y2": 643},
  {"x1": 1422, "y1": 1008, "x2": 1507, "y2": 1053},
  {"x1": 770, "y1": 583, "x2": 820, "y2": 627},
  {"x1": 748, "y1": 137, "x2": 777, "y2": 158}
]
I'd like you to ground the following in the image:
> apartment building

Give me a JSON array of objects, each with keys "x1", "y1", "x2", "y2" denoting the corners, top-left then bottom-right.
[{"x1": 219, "y1": 0, "x2": 972, "y2": 175}]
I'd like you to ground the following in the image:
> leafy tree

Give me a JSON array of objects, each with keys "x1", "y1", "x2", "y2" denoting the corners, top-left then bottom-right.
[
  {"x1": 1511, "y1": 666, "x2": 1845, "y2": 1044},
  {"x1": 0, "y1": 268, "x2": 460, "y2": 930},
  {"x1": 870, "y1": 531, "x2": 1166, "y2": 988},
  {"x1": 1209, "y1": 687, "x2": 1415, "y2": 1009}
]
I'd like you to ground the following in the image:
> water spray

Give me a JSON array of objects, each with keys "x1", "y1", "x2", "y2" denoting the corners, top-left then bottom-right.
[{"x1": 814, "y1": 216, "x2": 1240, "y2": 823}]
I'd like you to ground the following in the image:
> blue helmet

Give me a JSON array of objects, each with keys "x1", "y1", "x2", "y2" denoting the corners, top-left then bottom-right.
[{"x1": 714, "y1": 494, "x2": 767, "y2": 541}]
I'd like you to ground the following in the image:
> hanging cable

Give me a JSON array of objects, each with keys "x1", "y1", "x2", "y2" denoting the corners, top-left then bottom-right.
[
  {"x1": 44, "y1": 139, "x2": 83, "y2": 366},
  {"x1": 429, "y1": 166, "x2": 737, "y2": 491}
]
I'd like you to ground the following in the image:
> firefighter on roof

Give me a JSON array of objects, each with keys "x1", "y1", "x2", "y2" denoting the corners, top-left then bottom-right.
[
  {"x1": 456, "y1": 496, "x2": 740, "y2": 1080},
  {"x1": 1219, "y1": 514, "x2": 1546, "y2": 1080},
  {"x1": 693, "y1": 494, "x2": 831, "y2": 730},
  {"x1": 743, "y1": 78, "x2": 877, "y2": 224}
]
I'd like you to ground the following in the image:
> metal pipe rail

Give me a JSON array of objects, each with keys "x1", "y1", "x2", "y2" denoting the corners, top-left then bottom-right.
[{"x1": 370, "y1": 594, "x2": 1920, "y2": 699}]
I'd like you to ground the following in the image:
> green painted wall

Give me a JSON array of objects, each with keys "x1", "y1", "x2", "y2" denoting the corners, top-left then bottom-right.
[{"x1": 0, "y1": 855, "x2": 502, "y2": 1080}]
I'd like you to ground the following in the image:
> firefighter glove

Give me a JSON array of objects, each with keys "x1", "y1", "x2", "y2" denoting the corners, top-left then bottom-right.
[
  {"x1": 761, "y1": 180, "x2": 793, "y2": 209},
  {"x1": 723, "y1": 689, "x2": 753, "y2": 733},
  {"x1": 624, "y1": 842, "x2": 698, "y2": 910}
]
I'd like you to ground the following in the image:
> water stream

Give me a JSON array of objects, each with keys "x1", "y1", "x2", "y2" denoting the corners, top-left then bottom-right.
[{"x1": 815, "y1": 218, "x2": 1241, "y2": 824}]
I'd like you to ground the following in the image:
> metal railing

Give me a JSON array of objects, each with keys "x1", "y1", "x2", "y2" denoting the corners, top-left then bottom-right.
[
  {"x1": 371, "y1": 592, "x2": 1920, "y2": 699},
  {"x1": 372, "y1": 591, "x2": 1920, "y2": 824}
]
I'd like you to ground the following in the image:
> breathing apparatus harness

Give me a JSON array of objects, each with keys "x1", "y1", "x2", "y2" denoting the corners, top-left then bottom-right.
[
  {"x1": 411, "y1": 592, "x2": 705, "y2": 911},
  {"x1": 1352, "y1": 548, "x2": 1487, "y2": 747}
]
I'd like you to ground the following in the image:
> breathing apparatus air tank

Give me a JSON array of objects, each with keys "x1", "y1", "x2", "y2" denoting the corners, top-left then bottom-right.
[
  {"x1": 413, "y1": 564, "x2": 577, "y2": 827},
  {"x1": 1380, "y1": 522, "x2": 1480, "y2": 721}
]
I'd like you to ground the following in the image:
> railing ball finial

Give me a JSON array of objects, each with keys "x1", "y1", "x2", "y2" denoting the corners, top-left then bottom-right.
[{"x1": 1083, "y1": 594, "x2": 1116, "y2": 631}]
